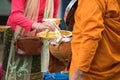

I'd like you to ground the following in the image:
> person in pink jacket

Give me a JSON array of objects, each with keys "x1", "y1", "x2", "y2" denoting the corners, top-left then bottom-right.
[
  {"x1": 2, "y1": 0, "x2": 60, "y2": 80},
  {"x1": 7, "y1": 0, "x2": 60, "y2": 31}
]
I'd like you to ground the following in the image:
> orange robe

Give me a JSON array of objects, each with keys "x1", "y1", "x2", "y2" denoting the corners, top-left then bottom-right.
[{"x1": 70, "y1": 0, "x2": 120, "y2": 80}]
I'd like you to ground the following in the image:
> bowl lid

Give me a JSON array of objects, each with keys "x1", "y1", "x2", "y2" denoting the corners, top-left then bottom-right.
[{"x1": 64, "y1": 0, "x2": 78, "y2": 31}]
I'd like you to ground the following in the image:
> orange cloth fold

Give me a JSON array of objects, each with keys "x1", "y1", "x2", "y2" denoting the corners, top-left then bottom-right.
[{"x1": 70, "y1": 0, "x2": 120, "y2": 79}]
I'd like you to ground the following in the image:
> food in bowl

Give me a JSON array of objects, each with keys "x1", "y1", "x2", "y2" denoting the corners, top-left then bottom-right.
[
  {"x1": 37, "y1": 30, "x2": 72, "y2": 39},
  {"x1": 59, "y1": 30, "x2": 72, "y2": 37},
  {"x1": 37, "y1": 30, "x2": 60, "y2": 39}
]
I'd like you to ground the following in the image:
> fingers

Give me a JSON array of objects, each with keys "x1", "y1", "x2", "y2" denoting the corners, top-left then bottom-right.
[
  {"x1": 43, "y1": 21, "x2": 60, "y2": 30},
  {"x1": 32, "y1": 21, "x2": 60, "y2": 31},
  {"x1": 39, "y1": 23, "x2": 54, "y2": 31}
]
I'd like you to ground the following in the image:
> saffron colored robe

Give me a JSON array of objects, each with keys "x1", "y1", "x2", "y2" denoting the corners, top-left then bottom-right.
[{"x1": 70, "y1": 0, "x2": 120, "y2": 80}]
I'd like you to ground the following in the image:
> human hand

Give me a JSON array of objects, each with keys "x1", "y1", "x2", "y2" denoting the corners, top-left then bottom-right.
[
  {"x1": 32, "y1": 21, "x2": 60, "y2": 31},
  {"x1": 70, "y1": 68, "x2": 84, "y2": 80}
]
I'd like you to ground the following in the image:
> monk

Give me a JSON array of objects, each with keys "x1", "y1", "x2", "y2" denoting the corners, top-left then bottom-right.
[{"x1": 70, "y1": 0, "x2": 120, "y2": 80}]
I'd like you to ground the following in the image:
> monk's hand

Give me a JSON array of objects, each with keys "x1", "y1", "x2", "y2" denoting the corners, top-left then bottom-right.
[{"x1": 70, "y1": 68, "x2": 84, "y2": 80}]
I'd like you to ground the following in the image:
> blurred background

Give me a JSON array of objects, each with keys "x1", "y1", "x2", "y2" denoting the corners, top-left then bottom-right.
[{"x1": 0, "y1": 0, "x2": 11, "y2": 64}]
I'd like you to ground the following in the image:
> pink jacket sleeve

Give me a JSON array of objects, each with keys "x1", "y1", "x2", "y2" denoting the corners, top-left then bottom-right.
[
  {"x1": 7, "y1": 0, "x2": 60, "y2": 31},
  {"x1": 53, "y1": 0, "x2": 60, "y2": 18},
  {"x1": 7, "y1": 0, "x2": 34, "y2": 31}
]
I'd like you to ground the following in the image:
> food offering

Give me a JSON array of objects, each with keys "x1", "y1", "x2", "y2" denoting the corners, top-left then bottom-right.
[
  {"x1": 43, "y1": 18, "x2": 61, "y2": 26},
  {"x1": 37, "y1": 30, "x2": 59, "y2": 39},
  {"x1": 59, "y1": 30, "x2": 72, "y2": 37},
  {"x1": 37, "y1": 30, "x2": 72, "y2": 39}
]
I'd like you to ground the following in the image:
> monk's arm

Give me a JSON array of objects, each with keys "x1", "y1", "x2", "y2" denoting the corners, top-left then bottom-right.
[{"x1": 76, "y1": 0, "x2": 104, "y2": 72}]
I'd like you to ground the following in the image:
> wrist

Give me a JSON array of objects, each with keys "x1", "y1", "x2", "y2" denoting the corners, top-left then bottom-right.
[
  {"x1": 32, "y1": 22, "x2": 38, "y2": 29},
  {"x1": 32, "y1": 22, "x2": 41, "y2": 30}
]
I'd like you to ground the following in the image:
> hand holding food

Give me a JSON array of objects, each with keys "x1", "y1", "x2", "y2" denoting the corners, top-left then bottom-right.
[{"x1": 32, "y1": 21, "x2": 59, "y2": 31}]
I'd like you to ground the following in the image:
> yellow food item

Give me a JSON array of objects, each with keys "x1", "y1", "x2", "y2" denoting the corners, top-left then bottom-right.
[
  {"x1": 60, "y1": 30, "x2": 72, "y2": 37},
  {"x1": 37, "y1": 30, "x2": 72, "y2": 39},
  {"x1": 37, "y1": 31, "x2": 59, "y2": 39},
  {"x1": 43, "y1": 18, "x2": 61, "y2": 26}
]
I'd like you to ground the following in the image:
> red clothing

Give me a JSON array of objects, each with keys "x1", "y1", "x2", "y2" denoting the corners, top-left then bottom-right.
[{"x1": 7, "y1": 0, "x2": 60, "y2": 31}]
